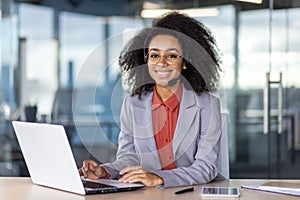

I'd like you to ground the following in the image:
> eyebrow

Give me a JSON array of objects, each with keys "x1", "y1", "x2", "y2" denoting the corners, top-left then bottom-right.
[{"x1": 149, "y1": 48, "x2": 180, "y2": 53}]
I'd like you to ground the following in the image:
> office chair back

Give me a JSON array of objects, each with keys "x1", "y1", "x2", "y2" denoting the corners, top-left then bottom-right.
[
  {"x1": 51, "y1": 88, "x2": 75, "y2": 124},
  {"x1": 217, "y1": 113, "x2": 230, "y2": 179}
]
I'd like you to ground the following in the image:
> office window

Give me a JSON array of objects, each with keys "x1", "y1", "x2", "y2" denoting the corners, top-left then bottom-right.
[
  {"x1": 287, "y1": 8, "x2": 300, "y2": 88},
  {"x1": 108, "y1": 16, "x2": 146, "y2": 82},
  {"x1": 107, "y1": 16, "x2": 146, "y2": 122},
  {"x1": 239, "y1": 10, "x2": 269, "y2": 89},
  {"x1": 59, "y1": 12, "x2": 112, "y2": 160},
  {"x1": 18, "y1": 3, "x2": 56, "y2": 117},
  {"x1": 196, "y1": 5, "x2": 235, "y2": 161},
  {"x1": 60, "y1": 12, "x2": 105, "y2": 88},
  {"x1": 198, "y1": 5, "x2": 235, "y2": 89},
  {"x1": 1, "y1": 11, "x2": 18, "y2": 110}
]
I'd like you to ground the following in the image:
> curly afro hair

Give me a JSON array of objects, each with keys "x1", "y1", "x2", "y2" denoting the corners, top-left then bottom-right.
[{"x1": 119, "y1": 11, "x2": 222, "y2": 98}]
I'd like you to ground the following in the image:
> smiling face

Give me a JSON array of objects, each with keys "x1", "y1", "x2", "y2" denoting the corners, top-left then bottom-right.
[{"x1": 147, "y1": 34, "x2": 185, "y2": 87}]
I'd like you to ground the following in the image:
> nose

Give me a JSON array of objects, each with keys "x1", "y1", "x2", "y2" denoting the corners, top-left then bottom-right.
[{"x1": 157, "y1": 55, "x2": 167, "y2": 65}]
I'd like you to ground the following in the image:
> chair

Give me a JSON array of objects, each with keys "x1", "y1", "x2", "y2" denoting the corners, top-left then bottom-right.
[
  {"x1": 217, "y1": 113, "x2": 230, "y2": 179},
  {"x1": 51, "y1": 88, "x2": 76, "y2": 142},
  {"x1": 51, "y1": 88, "x2": 75, "y2": 124}
]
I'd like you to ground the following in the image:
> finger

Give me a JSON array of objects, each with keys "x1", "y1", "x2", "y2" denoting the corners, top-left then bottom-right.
[
  {"x1": 82, "y1": 162, "x2": 93, "y2": 178},
  {"x1": 88, "y1": 164, "x2": 97, "y2": 172},
  {"x1": 119, "y1": 172, "x2": 141, "y2": 183},
  {"x1": 119, "y1": 170, "x2": 145, "y2": 182},
  {"x1": 83, "y1": 160, "x2": 98, "y2": 172},
  {"x1": 122, "y1": 174, "x2": 147, "y2": 185},
  {"x1": 82, "y1": 168, "x2": 88, "y2": 178},
  {"x1": 128, "y1": 176, "x2": 145, "y2": 184},
  {"x1": 119, "y1": 166, "x2": 143, "y2": 175},
  {"x1": 124, "y1": 173, "x2": 159, "y2": 187},
  {"x1": 82, "y1": 160, "x2": 90, "y2": 172},
  {"x1": 88, "y1": 160, "x2": 99, "y2": 169},
  {"x1": 120, "y1": 169, "x2": 143, "y2": 179},
  {"x1": 79, "y1": 168, "x2": 83, "y2": 175}
]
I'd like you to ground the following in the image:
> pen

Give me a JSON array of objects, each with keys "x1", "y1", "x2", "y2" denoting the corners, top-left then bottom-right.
[{"x1": 174, "y1": 187, "x2": 194, "y2": 194}]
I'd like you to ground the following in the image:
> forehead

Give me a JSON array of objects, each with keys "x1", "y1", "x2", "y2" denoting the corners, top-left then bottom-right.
[{"x1": 148, "y1": 34, "x2": 182, "y2": 51}]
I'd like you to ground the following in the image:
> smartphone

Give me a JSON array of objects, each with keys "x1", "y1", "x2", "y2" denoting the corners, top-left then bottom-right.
[{"x1": 201, "y1": 187, "x2": 240, "y2": 198}]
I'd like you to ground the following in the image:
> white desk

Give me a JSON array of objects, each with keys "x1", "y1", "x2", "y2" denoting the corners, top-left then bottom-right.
[{"x1": 1, "y1": 177, "x2": 300, "y2": 200}]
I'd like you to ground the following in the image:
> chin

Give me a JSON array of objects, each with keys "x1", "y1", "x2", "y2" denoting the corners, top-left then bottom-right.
[{"x1": 155, "y1": 80, "x2": 169, "y2": 87}]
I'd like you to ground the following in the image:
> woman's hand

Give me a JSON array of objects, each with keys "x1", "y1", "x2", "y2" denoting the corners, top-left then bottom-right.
[
  {"x1": 119, "y1": 166, "x2": 164, "y2": 187},
  {"x1": 78, "y1": 159, "x2": 107, "y2": 180}
]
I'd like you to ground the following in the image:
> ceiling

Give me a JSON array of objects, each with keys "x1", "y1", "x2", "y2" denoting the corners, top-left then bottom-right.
[{"x1": 14, "y1": 0, "x2": 300, "y2": 16}]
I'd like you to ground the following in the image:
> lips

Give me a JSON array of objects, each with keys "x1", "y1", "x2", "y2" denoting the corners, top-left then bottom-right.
[{"x1": 155, "y1": 70, "x2": 172, "y2": 78}]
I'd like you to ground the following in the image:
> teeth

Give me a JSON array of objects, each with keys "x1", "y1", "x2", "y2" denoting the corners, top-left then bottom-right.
[{"x1": 157, "y1": 71, "x2": 170, "y2": 76}]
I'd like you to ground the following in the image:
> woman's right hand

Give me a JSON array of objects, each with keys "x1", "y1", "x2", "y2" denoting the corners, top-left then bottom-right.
[{"x1": 78, "y1": 159, "x2": 107, "y2": 180}]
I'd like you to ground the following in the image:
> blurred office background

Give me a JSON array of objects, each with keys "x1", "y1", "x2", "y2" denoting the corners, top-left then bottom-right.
[{"x1": 0, "y1": 0, "x2": 300, "y2": 179}]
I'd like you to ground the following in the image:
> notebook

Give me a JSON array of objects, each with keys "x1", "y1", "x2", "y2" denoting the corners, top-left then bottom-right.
[
  {"x1": 242, "y1": 181, "x2": 300, "y2": 196},
  {"x1": 12, "y1": 121, "x2": 144, "y2": 195}
]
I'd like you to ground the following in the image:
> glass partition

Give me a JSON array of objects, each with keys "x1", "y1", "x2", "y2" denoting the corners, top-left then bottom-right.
[
  {"x1": 233, "y1": 6, "x2": 300, "y2": 178},
  {"x1": 18, "y1": 3, "x2": 56, "y2": 117},
  {"x1": 1, "y1": 0, "x2": 20, "y2": 176}
]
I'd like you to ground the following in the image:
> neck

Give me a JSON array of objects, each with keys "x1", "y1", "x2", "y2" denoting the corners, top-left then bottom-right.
[{"x1": 156, "y1": 81, "x2": 181, "y2": 102}]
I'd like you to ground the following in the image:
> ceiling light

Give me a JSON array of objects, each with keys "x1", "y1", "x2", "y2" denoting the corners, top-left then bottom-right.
[
  {"x1": 141, "y1": 8, "x2": 219, "y2": 18},
  {"x1": 180, "y1": 8, "x2": 220, "y2": 17},
  {"x1": 235, "y1": 0, "x2": 263, "y2": 4},
  {"x1": 143, "y1": 1, "x2": 162, "y2": 9},
  {"x1": 141, "y1": 9, "x2": 172, "y2": 18}
]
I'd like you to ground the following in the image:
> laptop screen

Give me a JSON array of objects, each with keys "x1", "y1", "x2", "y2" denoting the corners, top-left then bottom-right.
[{"x1": 12, "y1": 121, "x2": 143, "y2": 195}]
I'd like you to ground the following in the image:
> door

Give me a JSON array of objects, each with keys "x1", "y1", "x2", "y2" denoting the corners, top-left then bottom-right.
[{"x1": 233, "y1": 6, "x2": 300, "y2": 178}]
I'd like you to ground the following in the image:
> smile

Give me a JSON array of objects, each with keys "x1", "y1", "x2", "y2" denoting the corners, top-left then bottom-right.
[{"x1": 155, "y1": 70, "x2": 172, "y2": 78}]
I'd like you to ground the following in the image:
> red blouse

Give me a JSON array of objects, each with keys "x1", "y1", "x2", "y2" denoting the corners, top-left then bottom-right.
[{"x1": 152, "y1": 85, "x2": 183, "y2": 170}]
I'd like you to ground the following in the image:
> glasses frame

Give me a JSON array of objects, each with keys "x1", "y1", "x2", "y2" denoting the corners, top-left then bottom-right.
[{"x1": 146, "y1": 52, "x2": 183, "y2": 65}]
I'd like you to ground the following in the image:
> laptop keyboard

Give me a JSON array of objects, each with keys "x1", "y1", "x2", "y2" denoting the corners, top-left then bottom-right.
[{"x1": 82, "y1": 180, "x2": 115, "y2": 189}]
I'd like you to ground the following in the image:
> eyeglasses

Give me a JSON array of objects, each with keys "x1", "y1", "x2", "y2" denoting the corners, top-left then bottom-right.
[{"x1": 147, "y1": 53, "x2": 182, "y2": 65}]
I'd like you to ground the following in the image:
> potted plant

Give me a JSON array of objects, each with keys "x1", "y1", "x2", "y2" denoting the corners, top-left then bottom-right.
[{"x1": 24, "y1": 104, "x2": 37, "y2": 122}]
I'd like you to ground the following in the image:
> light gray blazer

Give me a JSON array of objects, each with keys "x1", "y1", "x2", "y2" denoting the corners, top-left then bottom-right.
[{"x1": 102, "y1": 85, "x2": 222, "y2": 188}]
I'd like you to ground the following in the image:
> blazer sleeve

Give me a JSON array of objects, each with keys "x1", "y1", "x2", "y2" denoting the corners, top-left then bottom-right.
[
  {"x1": 151, "y1": 95, "x2": 222, "y2": 188},
  {"x1": 101, "y1": 95, "x2": 140, "y2": 178}
]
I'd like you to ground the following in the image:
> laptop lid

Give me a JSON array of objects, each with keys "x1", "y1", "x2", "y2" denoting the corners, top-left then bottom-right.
[{"x1": 12, "y1": 121, "x2": 143, "y2": 195}]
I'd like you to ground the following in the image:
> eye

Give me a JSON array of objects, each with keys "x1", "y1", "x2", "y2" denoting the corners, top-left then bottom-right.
[
  {"x1": 149, "y1": 53, "x2": 159, "y2": 59},
  {"x1": 168, "y1": 54, "x2": 179, "y2": 59}
]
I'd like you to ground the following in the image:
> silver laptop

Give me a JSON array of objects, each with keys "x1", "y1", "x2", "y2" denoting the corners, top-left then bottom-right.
[{"x1": 12, "y1": 121, "x2": 144, "y2": 195}]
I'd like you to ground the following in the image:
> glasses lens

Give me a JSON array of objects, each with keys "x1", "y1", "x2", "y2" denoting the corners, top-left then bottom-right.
[
  {"x1": 167, "y1": 54, "x2": 180, "y2": 64},
  {"x1": 148, "y1": 53, "x2": 181, "y2": 65},
  {"x1": 148, "y1": 53, "x2": 160, "y2": 64}
]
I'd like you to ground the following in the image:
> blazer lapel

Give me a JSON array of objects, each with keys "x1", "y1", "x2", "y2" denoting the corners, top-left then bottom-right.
[
  {"x1": 173, "y1": 87, "x2": 198, "y2": 157},
  {"x1": 131, "y1": 92, "x2": 162, "y2": 169}
]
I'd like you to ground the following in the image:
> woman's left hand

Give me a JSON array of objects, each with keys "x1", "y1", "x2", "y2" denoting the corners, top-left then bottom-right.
[{"x1": 119, "y1": 166, "x2": 164, "y2": 187}]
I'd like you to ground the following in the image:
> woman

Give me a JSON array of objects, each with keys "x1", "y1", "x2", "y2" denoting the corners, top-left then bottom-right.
[{"x1": 79, "y1": 12, "x2": 223, "y2": 188}]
